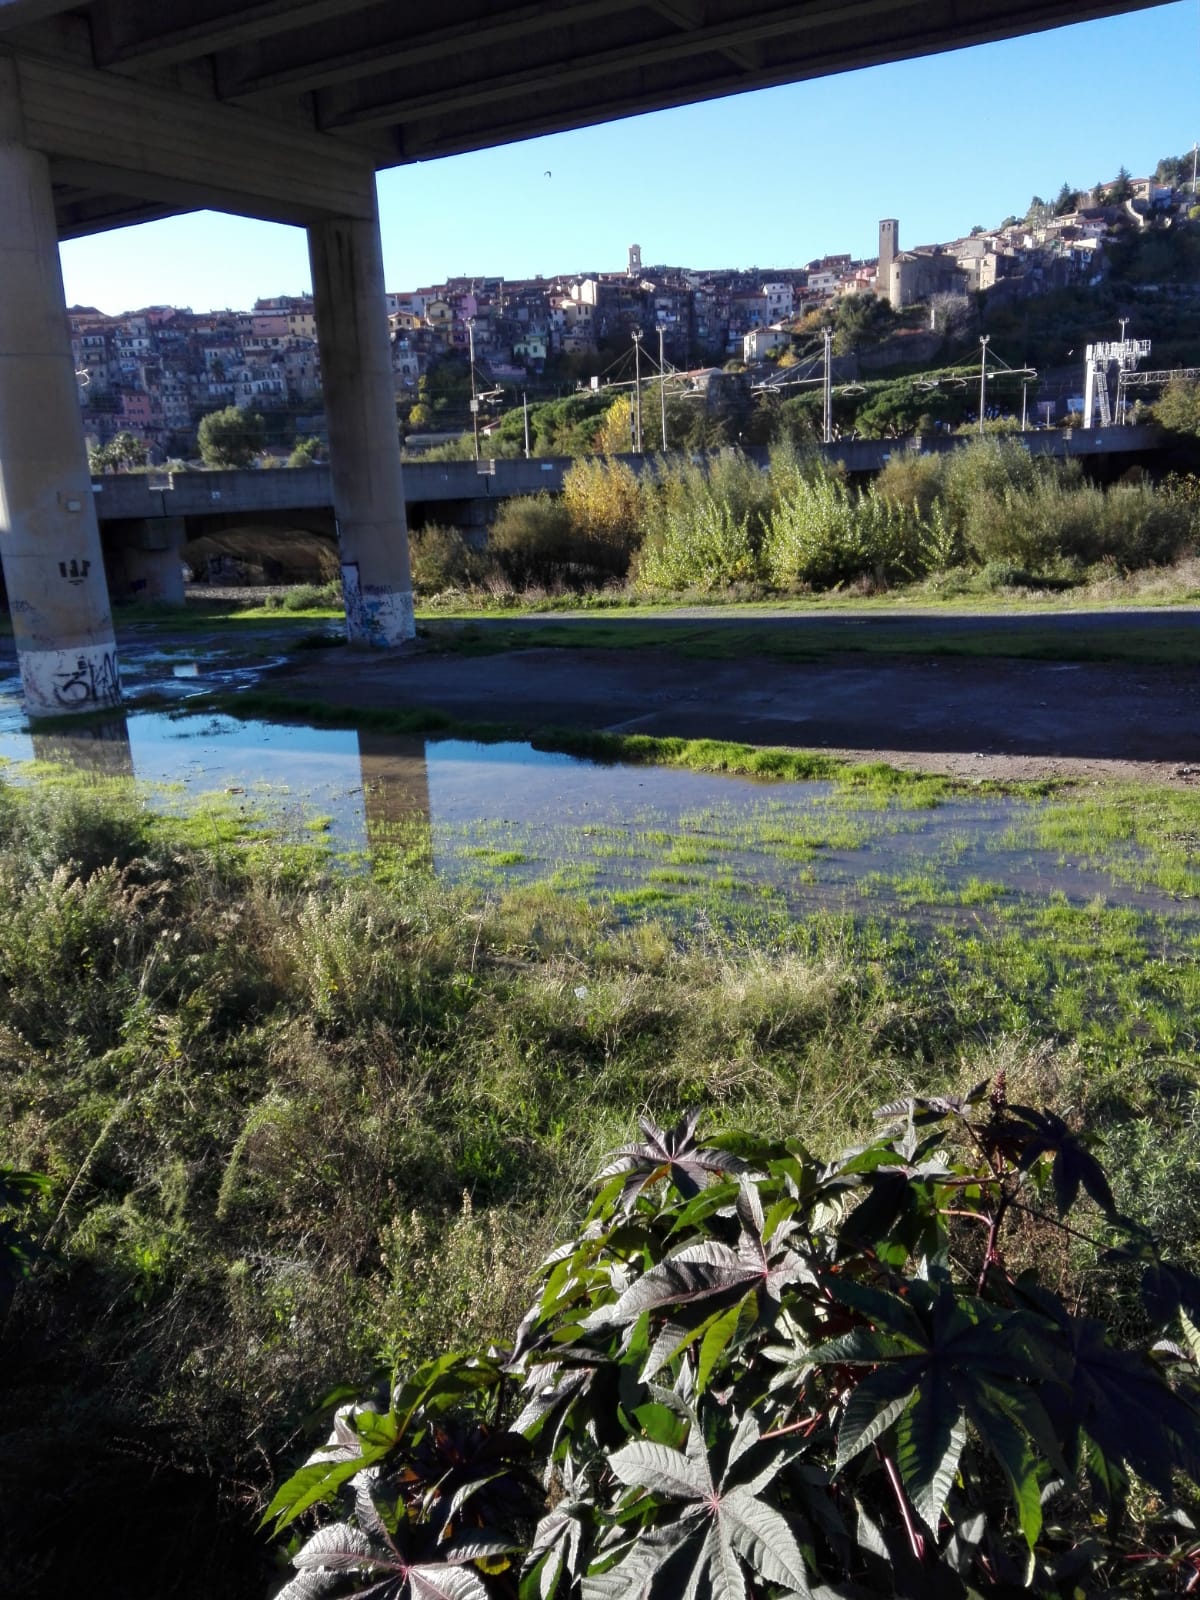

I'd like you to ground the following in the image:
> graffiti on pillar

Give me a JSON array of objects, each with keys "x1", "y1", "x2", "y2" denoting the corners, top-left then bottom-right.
[
  {"x1": 52, "y1": 650, "x2": 122, "y2": 708},
  {"x1": 341, "y1": 562, "x2": 365, "y2": 638},
  {"x1": 361, "y1": 585, "x2": 415, "y2": 645},
  {"x1": 57, "y1": 558, "x2": 92, "y2": 586}
]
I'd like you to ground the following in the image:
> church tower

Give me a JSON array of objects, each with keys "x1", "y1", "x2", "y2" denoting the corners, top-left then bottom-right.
[{"x1": 878, "y1": 219, "x2": 899, "y2": 303}]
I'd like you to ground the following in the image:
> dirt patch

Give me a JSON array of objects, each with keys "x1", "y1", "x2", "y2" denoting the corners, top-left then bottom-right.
[{"x1": 267, "y1": 637, "x2": 1200, "y2": 786}]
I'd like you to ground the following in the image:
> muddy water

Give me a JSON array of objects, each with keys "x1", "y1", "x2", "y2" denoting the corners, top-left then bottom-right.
[{"x1": 0, "y1": 635, "x2": 1195, "y2": 927}]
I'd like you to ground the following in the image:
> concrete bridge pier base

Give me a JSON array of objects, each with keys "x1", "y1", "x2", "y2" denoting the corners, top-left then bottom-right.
[
  {"x1": 308, "y1": 195, "x2": 414, "y2": 645},
  {"x1": 0, "y1": 135, "x2": 122, "y2": 716},
  {"x1": 106, "y1": 517, "x2": 187, "y2": 605}
]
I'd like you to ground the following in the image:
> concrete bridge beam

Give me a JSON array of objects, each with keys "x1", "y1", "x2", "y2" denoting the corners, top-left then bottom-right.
[
  {"x1": 0, "y1": 128, "x2": 121, "y2": 716},
  {"x1": 308, "y1": 194, "x2": 414, "y2": 645}
]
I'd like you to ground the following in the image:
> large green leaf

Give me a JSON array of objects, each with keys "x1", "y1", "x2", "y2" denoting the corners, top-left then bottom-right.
[
  {"x1": 991, "y1": 1106, "x2": 1115, "y2": 1218},
  {"x1": 584, "y1": 1239, "x2": 754, "y2": 1330},
  {"x1": 609, "y1": 1438, "x2": 713, "y2": 1501},
  {"x1": 961, "y1": 1383, "x2": 1043, "y2": 1549},
  {"x1": 722, "y1": 1487, "x2": 812, "y2": 1595},
  {"x1": 594, "y1": 1111, "x2": 749, "y2": 1209},
  {"x1": 597, "y1": 1405, "x2": 813, "y2": 1597},
  {"x1": 894, "y1": 1377, "x2": 968, "y2": 1534},
  {"x1": 836, "y1": 1362, "x2": 922, "y2": 1470},
  {"x1": 697, "y1": 1296, "x2": 755, "y2": 1394},
  {"x1": 409, "y1": 1567, "x2": 491, "y2": 1600}
]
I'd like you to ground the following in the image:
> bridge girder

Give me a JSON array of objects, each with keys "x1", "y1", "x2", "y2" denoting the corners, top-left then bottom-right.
[{"x1": 0, "y1": 0, "x2": 1172, "y2": 237}]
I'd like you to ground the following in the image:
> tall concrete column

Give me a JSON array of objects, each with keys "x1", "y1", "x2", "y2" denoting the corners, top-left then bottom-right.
[
  {"x1": 106, "y1": 516, "x2": 187, "y2": 605},
  {"x1": 0, "y1": 136, "x2": 122, "y2": 715},
  {"x1": 308, "y1": 192, "x2": 414, "y2": 645}
]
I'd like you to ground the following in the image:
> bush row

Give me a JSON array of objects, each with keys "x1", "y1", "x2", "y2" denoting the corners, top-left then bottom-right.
[{"x1": 410, "y1": 441, "x2": 1200, "y2": 596}]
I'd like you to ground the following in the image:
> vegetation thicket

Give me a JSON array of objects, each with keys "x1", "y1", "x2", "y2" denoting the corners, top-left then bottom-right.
[
  {"x1": 268, "y1": 1093, "x2": 1200, "y2": 1599},
  {"x1": 197, "y1": 404, "x2": 268, "y2": 468},
  {"x1": 426, "y1": 439, "x2": 1200, "y2": 600},
  {"x1": 1, "y1": 766, "x2": 1199, "y2": 1595}
]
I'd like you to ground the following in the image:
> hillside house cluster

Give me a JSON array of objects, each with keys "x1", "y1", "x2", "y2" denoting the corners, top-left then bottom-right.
[
  {"x1": 70, "y1": 295, "x2": 323, "y2": 458},
  {"x1": 70, "y1": 170, "x2": 1193, "y2": 460}
]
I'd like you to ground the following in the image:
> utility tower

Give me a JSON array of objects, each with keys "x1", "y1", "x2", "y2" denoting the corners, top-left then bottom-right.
[{"x1": 1082, "y1": 334, "x2": 1151, "y2": 427}]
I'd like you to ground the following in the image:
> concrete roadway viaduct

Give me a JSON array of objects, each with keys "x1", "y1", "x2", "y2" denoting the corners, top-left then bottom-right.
[
  {"x1": 0, "y1": 0, "x2": 1169, "y2": 713},
  {"x1": 87, "y1": 424, "x2": 1169, "y2": 599}
]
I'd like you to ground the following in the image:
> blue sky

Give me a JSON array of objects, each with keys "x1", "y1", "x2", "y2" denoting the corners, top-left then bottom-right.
[{"x1": 61, "y1": 2, "x2": 1197, "y2": 314}]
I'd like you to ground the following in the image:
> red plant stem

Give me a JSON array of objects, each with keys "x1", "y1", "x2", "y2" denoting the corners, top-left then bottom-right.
[
  {"x1": 761, "y1": 1416, "x2": 820, "y2": 1442},
  {"x1": 877, "y1": 1446, "x2": 926, "y2": 1562},
  {"x1": 977, "y1": 1192, "x2": 1010, "y2": 1295}
]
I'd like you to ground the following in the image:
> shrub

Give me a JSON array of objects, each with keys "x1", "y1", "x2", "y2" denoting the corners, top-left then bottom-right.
[
  {"x1": 561, "y1": 456, "x2": 645, "y2": 578},
  {"x1": 1091, "y1": 480, "x2": 1196, "y2": 569},
  {"x1": 637, "y1": 485, "x2": 756, "y2": 589},
  {"x1": 267, "y1": 1090, "x2": 1200, "y2": 1599},
  {"x1": 958, "y1": 475, "x2": 1194, "y2": 574},
  {"x1": 763, "y1": 476, "x2": 929, "y2": 589},
  {"x1": 636, "y1": 453, "x2": 769, "y2": 590},
  {"x1": 408, "y1": 524, "x2": 481, "y2": 595},
  {"x1": 875, "y1": 447, "x2": 947, "y2": 519},
  {"x1": 282, "y1": 581, "x2": 340, "y2": 611},
  {"x1": 487, "y1": 494, "x2": 573, "y2": 587},
  {"x1": 486, "y1": 494, "x2": 616, "y2": 589},
  {"x1": 1153, "y1": 376, "x2": 1200, "y2": 437},
  {"x1": 941, "y1": 436, "x2": 1041, "y2": 542}
]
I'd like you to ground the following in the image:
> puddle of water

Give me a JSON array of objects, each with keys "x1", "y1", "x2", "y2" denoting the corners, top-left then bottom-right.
[
  {"x1": 1, "y1": 688, "x2": 1196, "y2": 935},
  {"x1": 0, "y1": 633, "x2": 1195, "y2": 929}
]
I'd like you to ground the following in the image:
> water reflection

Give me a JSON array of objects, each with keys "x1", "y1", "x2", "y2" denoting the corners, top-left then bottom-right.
[
  {"x1": 30, "y1": 714, "x2": 134, "y2": 780},
  {"x1": 358, "y1": 732, "x2": 432, "y2": 860},
  {"x1": 2, "y1": 702, "x2": 1194, "y2": 932}
]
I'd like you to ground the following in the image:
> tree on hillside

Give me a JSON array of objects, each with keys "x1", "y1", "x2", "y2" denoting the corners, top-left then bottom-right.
[
  {"x1": 930, "y1": 292, "x2": 973, "y2": 340},
  {"x1": 1153, "y1": 376, "x2": 1200, "y2": 437},
  {"x1": 197, "y1": 405, "x2": 266, "y2": 468},
  {"x1": 88, "y1": 430, "x2": 148, "y2": 474},
  {"x1": 287, "y1": 435, "x2": 326, "y2": 468},
  {"x1": 832, "y1": 292, "x2": 895, "y2": 357},
  {"x1": 1053, "y1": 181, "x2": 1079, "y2": 215},
  {"x1": 1156, "y1": 148, "x2": 1196, "y2": 187}
]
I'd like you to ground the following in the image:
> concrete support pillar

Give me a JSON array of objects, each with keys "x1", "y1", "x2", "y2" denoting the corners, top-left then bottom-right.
[
  {"x1": 106, "y1": 516, "x2": 187, "y2": 605},
  {"x1": 0, "y1": 136, "x2": 121, "y2": 715},
  {"x1": 308, "y1": 192, "x2": 414, "y2": 645}
]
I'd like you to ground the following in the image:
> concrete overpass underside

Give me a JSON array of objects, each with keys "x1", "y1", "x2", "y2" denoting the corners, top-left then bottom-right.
[{"x1": 0, "y1": 0, "x2": 1172, "y2": 712}]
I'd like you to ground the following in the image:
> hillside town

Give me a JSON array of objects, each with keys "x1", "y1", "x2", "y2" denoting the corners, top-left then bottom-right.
[{"x1": 69, "y1": 164, "x2": 1197, "y2": 461}]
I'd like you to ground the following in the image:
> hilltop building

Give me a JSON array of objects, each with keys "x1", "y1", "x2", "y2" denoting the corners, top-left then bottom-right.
[{"x1": 68, "y1": 170, "x2": 1191, "y2": 461}]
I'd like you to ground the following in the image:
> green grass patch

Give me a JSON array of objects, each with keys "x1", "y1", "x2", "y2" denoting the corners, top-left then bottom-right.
[
  {"x1": 0, "y1": 770, "x2": 1197, "y2": 1596},
  {"x1": 422, "y1": 612, "x2": 1200, "y2": 668}
]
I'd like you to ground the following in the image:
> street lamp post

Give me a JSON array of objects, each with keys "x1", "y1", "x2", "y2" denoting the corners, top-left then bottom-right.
[
  {"x1": 978, "y1": 336, "x2": 990, "y2": 436},
  {"x1": 467, "y1": 317, "x2": 480, "y2": 461},
  {"x1": 823, "y1": 327, "x2": 833, "y2": 445},
  {"x1": 632, "y1": 328, "x2": 644, "y2": 453},
  {"x1": 658, "y1": 324, "x2": 668, "y2": 451}
]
